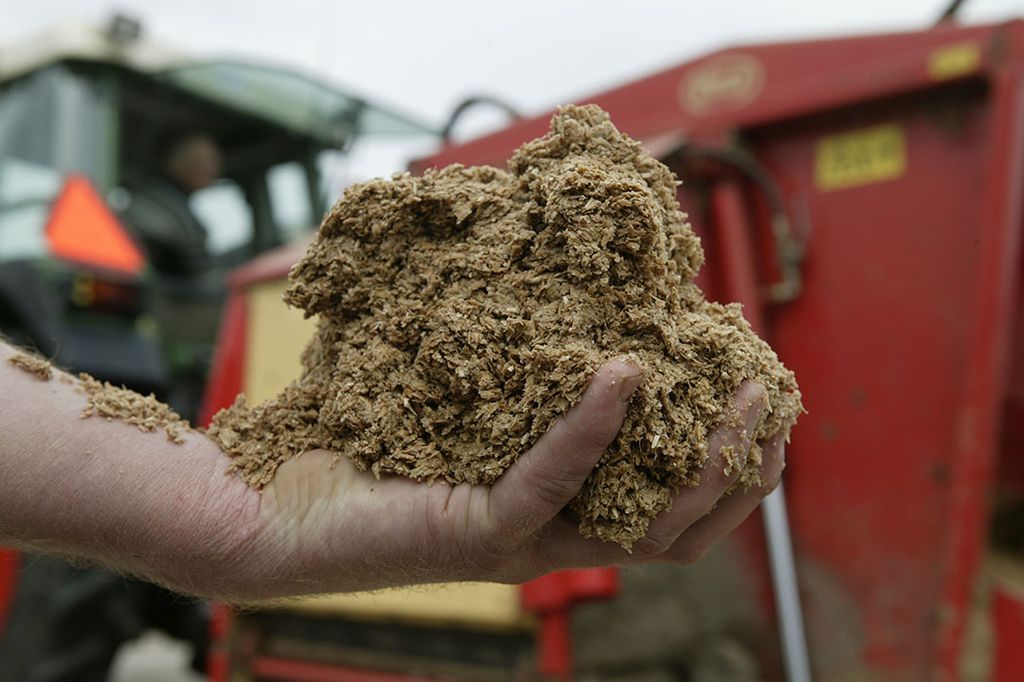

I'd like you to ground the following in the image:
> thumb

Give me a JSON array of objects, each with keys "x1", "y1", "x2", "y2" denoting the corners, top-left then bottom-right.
[{"x1": 486, "y1": 357, "x2": 644, "y2": 546}]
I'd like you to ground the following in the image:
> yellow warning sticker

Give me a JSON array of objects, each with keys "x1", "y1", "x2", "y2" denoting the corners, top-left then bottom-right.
[
  {"x1": 814, "y1": 124, "x2": 906, "y2": 191},
  {"x1": 928, "y1": 42, "x2": 981, "y2": 81}
]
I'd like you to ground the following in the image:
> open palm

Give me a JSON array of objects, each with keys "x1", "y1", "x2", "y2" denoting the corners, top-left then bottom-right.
[{"x1": 251, "y1": 360, "x2": 782, "y2": 597}]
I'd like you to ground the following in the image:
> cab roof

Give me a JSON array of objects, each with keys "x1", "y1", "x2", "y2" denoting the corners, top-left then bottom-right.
[{"x1": 0, "y1": 19, "x2": 435, "y2": 147}]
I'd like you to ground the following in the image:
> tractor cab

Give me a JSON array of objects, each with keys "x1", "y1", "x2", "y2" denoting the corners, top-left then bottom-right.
[{"x1": 0, "y1": 17, "x2": 435, "y2": 414}]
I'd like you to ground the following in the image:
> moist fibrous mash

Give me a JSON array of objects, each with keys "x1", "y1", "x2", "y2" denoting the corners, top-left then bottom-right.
[
  {"x1": 8, "y1": 353, "x2": 52, "y2": 381},
  {"x1": 206, "y1": 105, "x2": 803, "y2": 548},
  {"x1": 77, "y1": 374, "x2": 190, "y2": 444},
  {"x1": 8, "y1": 352, "x2": 190, "y2": 443}
]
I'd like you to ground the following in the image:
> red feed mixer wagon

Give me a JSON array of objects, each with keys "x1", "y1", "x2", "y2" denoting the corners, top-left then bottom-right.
[
  {"x1": 414, "y1": 18, "x2": 1024, "y2": 680},
  {"x1": 200, "y1": 19, "x2": 1024, "y2": 681}
]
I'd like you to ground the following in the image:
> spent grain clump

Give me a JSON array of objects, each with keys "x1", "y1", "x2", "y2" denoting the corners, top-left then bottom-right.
[
  {"x1": 77, "y1": 374, "x2": 191, "y2": 444},
  {"x1": 209, "y1": 105, "x2": 802, "y2": 548},
  {"x1": 7, "y1": 351, "x2": 190, "y2": 443},
  {"x1": 8, "y1": 352, "x2": 53, "y2": 381}
]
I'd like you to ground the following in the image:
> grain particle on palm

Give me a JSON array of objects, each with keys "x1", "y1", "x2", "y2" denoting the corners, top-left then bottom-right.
[{"x1": 721, "y1": 446, "x2": 741, "y2": 478}]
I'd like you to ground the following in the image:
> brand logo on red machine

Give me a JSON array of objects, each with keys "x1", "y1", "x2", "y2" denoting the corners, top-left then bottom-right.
[{"x1": 680, "y1": 53, "x2": 765, "y2": 117}]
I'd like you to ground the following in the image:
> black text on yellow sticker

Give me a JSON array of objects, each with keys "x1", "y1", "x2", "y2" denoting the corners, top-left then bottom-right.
[
  {"x1": 815, "y1": 124, "x2": 906, "y2": 191},
  {"x1": 928, "y1": 42, "x2": 981, "y2": 81}
]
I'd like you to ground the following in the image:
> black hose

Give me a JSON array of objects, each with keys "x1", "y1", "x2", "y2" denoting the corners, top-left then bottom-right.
[
  {"x1": 936, "y1": 0, "x2": 967, "y2": 25},
  {"x1": 440, "y1": 96, "x2": 522, "y2": 145},
  {"x1": 670, "y1": 145, "x2": 788, "y2": 219},
  {"x1": 666, "y1": 143, "x2": 805, "y2": 302}
]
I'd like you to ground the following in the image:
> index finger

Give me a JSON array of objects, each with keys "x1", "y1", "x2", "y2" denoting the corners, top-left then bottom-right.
[{"x1": 485, "y1": 358, "x2": 644, "y2": 550}]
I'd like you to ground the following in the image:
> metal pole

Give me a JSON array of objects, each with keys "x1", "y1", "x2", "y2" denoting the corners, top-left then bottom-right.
[{"x1": 762, "y1": 481, "x2": 812, "y2": 682}]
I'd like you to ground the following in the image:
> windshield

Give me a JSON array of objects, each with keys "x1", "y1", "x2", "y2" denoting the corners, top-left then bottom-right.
[
  {"x1": 0, "y1": 66, "x2": 112, "y2": 258},
  {"x1": 158, "y1": 61, "x2": 435, "y2": 147},
  {"x1": 0, "y1": 66, "x2": 109, "y2": 186}
]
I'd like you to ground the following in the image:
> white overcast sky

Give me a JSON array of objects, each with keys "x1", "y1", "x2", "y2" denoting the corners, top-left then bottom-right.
[{"x1": 3, "y1": 0, "x2": 1024, "y2": 181}]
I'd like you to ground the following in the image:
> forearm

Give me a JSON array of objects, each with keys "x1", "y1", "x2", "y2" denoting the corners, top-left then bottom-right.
[{"x1": 0, "y1": 341, "x2": 266, "y2": 598}]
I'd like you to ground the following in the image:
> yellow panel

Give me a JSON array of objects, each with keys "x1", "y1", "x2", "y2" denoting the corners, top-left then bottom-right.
[
  {"x1": 928, "y1": 41, "x2": 981, "y2": 81},
  {"x1": 244, "y1": 279, "x2": 317, "y2": 403},
  {"x1": 814, "y1": 124, "x2": 906, "y2": 192},
  {"x1": 281, "y1": 582, "x2": 531, "y2": 630},
  {"x1": 242, "y1": 277, "x2": 527, "y2": 629}
]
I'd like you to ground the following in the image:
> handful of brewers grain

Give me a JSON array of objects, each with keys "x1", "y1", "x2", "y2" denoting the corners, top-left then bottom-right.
[{"x1": 208, "y1": 105, "x2": 802, "y2": 548}]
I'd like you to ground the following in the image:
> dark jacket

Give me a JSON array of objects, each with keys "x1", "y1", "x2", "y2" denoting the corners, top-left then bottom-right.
[{"x1": 121, "y1": 177, "x2": 210, "y2": 276}]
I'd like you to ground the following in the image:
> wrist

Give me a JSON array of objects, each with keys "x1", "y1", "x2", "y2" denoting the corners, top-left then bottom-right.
[{"x1": 138, "y1": 435, "x2": 274, "y2": 600}]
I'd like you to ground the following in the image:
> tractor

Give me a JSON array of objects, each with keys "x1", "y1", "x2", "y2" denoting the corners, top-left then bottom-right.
[{"x1": 0, "y1": 15, "x2": 435, "y2": 680}]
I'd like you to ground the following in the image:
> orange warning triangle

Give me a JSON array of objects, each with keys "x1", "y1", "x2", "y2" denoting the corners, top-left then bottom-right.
[{"x1": 46, "y1": 175, "x2": 145, "y2": 275}]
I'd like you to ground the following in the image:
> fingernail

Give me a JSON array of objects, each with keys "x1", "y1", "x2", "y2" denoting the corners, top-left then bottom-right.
[
  {"x1": 743, "y1": 386, "x2": 768, "y2": 443},
  {"x1": 612, "y1": 356, "x2": 645, "y2": 402}
]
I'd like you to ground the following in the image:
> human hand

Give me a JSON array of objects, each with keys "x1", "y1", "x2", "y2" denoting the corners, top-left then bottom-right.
[{"x1": 238, "y1": 359, "x2": 782, "y2": 598}]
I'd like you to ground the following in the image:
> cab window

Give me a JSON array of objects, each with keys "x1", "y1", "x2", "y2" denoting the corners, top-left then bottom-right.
[
  {"x1": 267, "y1": 161, "x2": 315, "y2": 241},
  {"x1": 0, "y1": 67, "x2": 109, "y2": 259},
  {"x1": 190, "y1": 179, "x2": 252, "y2": 255}
]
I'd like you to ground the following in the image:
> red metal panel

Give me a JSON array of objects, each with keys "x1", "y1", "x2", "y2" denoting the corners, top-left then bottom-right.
[
  {"x1": 0, "y1": 548, "x2": 18, "y2": 635},
  {"x1": 198, "y1": 288, "x2": 248, "y2": 428},
  {"x1": 521, "y1": 568, "x2": 619, "y2": 679},
  {"x1": 994, "y1": 584, "x2": 1024, "y2": 682},
  {"x1": 932, "y1": 66, "x2": 1024, "y2": 679},
  {"x1": 228, "y1": 239, "x2": 310, "y2": 289},
  {"x1": 416, "y1": 19, "x2": 1024, "y2": 680},
  {"x1": 416, "y1": 23, "x2": 1009, "y2": 172},
  {"x1": 207, "y1": 603, "x2": 232, "y2": 682},
  {"x1": 745, "y1": 79, "x2": 1019, "y2": 677},
  {"x1": 709, "y1": 182, "x2": 765, "y2": 332},
  {"x1": 998, "y1": 234, "x2": 1024, "y2": 493},
  {"x1": 520, "y1": 568, "x2": 619, "y2": 612},
  {"x1": 250, "y1": 657, "x2": 440, "y2": 682}
]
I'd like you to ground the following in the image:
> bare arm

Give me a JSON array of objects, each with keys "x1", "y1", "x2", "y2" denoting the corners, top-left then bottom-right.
[
  {"x1": 0, "y1": 340, "x2": 781, "y2": 601},
  {"x1": 0, "y1": 341, "x2": 260, "y2": 597}
]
